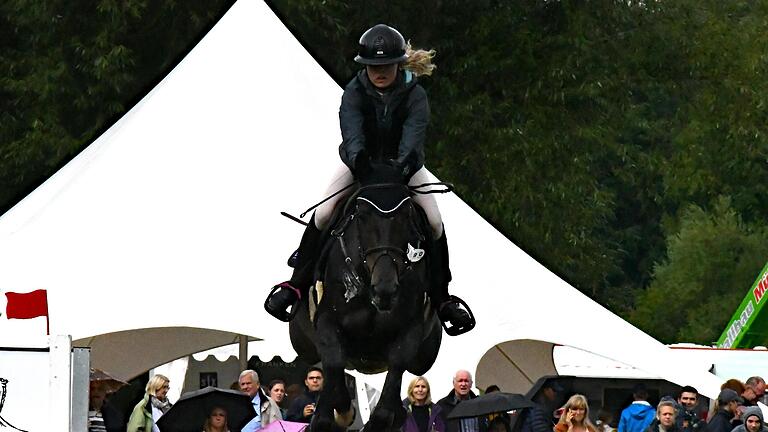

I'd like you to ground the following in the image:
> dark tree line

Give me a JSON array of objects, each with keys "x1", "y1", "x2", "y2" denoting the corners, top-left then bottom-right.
[{"x1": 4, "y1": 0, "x2": 768, "y2": 345}]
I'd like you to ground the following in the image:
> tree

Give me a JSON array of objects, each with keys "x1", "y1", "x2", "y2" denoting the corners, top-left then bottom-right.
[
  {"x1": 631, "y1": 197, "x2": 768, "y2": 344},
  {"x1": 6, "y1": 0, "x2": 768, "y2": 344},
  {"x1": 0, "y1": 0, "x2": 233, "y2": 214}
]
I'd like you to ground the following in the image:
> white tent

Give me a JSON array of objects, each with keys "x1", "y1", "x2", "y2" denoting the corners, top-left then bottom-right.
[{"x1": 0, "y1": 0, "x2": 724, "y2": 400}]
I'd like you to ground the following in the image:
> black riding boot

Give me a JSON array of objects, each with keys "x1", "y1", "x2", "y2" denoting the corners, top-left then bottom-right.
[
  {"x1": 264, "y1": 215, "x2": 323, "y2": 322},
  {"x1": 431, "y1": 229, "x2": 475, "y2": 336}
]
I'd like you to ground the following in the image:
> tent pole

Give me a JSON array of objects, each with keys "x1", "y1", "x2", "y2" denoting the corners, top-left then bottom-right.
[
  {"x1": 495, "y1": 344, "x2": 534, "y2": 384},
  {"x1": 239, "y1": 335, "x2": 248, "y2": 372}
]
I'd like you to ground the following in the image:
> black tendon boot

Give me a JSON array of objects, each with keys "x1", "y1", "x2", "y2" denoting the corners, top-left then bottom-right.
[
  {"x1": 431, "y1": 229, "x2": 476, "y2": 336},
  {"x1": 265, "y1": 215, "x2": 323, "y2": 322}
]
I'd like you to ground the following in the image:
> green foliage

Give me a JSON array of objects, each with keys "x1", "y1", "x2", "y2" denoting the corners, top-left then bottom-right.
[
  {"x1": 0, "y1": 0, "x2": 233, "y2": 214},
  {"x1": 5, "y1": 0, "x2": 768, "y2": 343},
  {"x1": 269, "y1": 0, "x2": 768, "y2": 340},
  {"x1": 631, "y1": 197, "x2": 768, "y2": 344}
]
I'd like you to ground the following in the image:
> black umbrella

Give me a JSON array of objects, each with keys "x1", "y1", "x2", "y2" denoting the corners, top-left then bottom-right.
[
  {"x1": 447, "y1": 392, "x2": 536, "y2": 419},
  {"x1": 156, "y1": 387, "x2": 256, "y2": 432}
]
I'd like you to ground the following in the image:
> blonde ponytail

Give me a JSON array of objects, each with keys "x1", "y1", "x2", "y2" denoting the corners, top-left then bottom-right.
[{"x1": 402, "y1": 42, "x2": 436, "y2": 77}]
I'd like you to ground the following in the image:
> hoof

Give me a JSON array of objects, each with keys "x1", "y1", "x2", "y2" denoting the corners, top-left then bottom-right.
[
  {"x1": 334, "y1": 405, "x2": 356, "y2": 427},
  {"x1": 310, "y1": 414, "x2": 343, "y2": 432},
  {"x1": 365, "y1": 407, "x2": 394, "y2": 432}
]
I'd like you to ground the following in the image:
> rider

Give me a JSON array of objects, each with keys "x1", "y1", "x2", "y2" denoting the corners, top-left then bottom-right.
[{"x1": 264, "y1": 24, "x2": 474, "y2": 334}]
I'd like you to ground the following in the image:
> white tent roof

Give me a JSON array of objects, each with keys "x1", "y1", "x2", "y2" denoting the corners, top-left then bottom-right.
[{"x1": 0, "y1": 0, "x2": 724, "y2": 399}]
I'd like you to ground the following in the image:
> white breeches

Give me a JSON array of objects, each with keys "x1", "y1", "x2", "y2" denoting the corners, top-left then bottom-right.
[{"x1": 314, "y1": 164, "x2": 444, "y2": 238}]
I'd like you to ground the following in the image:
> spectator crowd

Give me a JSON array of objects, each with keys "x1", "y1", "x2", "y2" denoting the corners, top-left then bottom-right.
[{"x1": 87, "y1": 369, "x2": 768, "y2": 432}]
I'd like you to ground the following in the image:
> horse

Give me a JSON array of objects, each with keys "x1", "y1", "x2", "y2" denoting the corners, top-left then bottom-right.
[{"x1": 289, "y1": 167, "x2": 444, "y2": 432}]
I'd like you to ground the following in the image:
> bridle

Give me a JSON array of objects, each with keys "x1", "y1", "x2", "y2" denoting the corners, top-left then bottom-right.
[{"x1": 331, "y1": 183, "x2": 424, "y2": 290}]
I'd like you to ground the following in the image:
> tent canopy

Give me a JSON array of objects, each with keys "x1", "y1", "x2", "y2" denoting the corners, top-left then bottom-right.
[{"x1": 0, "y1": 0, "x2": 724, "y2": 399}]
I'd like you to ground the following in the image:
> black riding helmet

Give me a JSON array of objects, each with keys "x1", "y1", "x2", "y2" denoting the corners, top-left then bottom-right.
[{"x1": 354, "y1": 24, "x2": 408, "y2": 65}]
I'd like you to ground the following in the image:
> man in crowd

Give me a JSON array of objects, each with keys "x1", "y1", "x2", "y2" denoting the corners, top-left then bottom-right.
[
  {"x1": 676, "y1": 385, "x2": 704, "y2": 432},
  {"x1": 707, "y1": 389, "x2": 743, "y2": 432},
  {"x1": 618, "y1": 384, "x2": 655, "y2": 432},
  {"x1": 437, "y1": 370, "x2": 480, "y2": 432},
  {"x1": 744, "y1": 377, "x2": 766, "y2": 406},
  {"x1": 287, "y1": 367, "x2": 324, "y2": 423},
  {"x1": 522, "y1": 381, "x2": 564, "y2": 432},
  {"x1": 239, "y1": 369, "x2": 281, "y2": 432}
]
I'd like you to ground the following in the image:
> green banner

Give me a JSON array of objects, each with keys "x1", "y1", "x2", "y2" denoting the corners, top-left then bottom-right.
[{"x1": 717, "y1": 261, "x2": 768, "y2": 348}]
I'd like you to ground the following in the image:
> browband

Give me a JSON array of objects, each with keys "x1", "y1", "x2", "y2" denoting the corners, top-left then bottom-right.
[{"x1": 356, "y1": 196, "x2": 411, "y2": 214}]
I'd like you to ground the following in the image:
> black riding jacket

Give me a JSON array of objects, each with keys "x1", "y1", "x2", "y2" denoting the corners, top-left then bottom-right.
[{"x1": 338, "y1": 69, "x2": 429, "y2": 179}]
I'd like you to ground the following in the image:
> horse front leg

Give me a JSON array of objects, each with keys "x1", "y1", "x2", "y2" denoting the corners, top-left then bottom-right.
[
  {"x1": 365, "y1": 365, "x2": 406, "y2": 432},
  {"x1": 366, "y1": 322, "x2": 429, "y2": 432},
  {"x1": 311, "y1": 313, "x2": 352, "y2": 432}
]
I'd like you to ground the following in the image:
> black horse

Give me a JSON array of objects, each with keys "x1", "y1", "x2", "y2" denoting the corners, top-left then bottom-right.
[{"x1": 289, "y1": 168, "x2": 443, "y2": 432}]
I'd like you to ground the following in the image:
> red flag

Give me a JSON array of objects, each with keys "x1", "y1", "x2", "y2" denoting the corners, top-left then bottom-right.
[{"x1": 5, "y1": 289, "x2": 49, "y2": 334}]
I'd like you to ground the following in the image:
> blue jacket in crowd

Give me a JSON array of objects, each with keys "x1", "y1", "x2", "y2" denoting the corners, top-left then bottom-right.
[{"x1": 619, "y1": 402, "x2": 656, "y2": 432}]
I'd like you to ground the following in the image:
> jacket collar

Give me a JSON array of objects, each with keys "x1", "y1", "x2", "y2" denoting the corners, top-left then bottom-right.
[
  {"x1": 444, "y1": 389, "x2": 477, "y2": 406},
  {"x1": 256, "y1": 387, "x2": 269, "y2": 404}
]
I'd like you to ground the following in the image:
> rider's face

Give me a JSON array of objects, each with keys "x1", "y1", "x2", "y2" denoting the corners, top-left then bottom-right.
[{"x1": 366, "y1": 64, "x2": 399, "y2": 89}]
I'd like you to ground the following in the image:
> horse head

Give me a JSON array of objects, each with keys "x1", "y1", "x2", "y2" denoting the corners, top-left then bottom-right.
[
  {"x1": 355, "y1": 198, "x2": 411, "y2": 311},
  {"x1": 336, "y1": 169, "x2": 427, "y2": 315}
]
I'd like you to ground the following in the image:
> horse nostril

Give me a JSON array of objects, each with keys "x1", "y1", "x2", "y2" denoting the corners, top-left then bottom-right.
[{"x1": 371, "y1": 281, "x2": 398, "y2": 311}]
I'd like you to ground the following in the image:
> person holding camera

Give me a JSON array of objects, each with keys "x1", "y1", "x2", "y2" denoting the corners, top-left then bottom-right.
[{"x1": 286, "y1": 367, "x2": 324, "y2": 423}]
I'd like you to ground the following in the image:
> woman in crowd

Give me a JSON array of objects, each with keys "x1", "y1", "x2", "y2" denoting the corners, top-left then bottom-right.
[
  {"x1": 269, "y1": 379, "x2": 288, "y2": 419},
  {"x1": 127, "y1": 374, "x2": 173, "y2": 432},
  {"x1": 402, "y1": 376, "x2": 445, "y2": 432},
  {"x1": 202, "y1": 406, "x2": 229, "y2": 432},
  {"x1": 554, "y1": 395, "x2": 597, "y2": 432}
]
